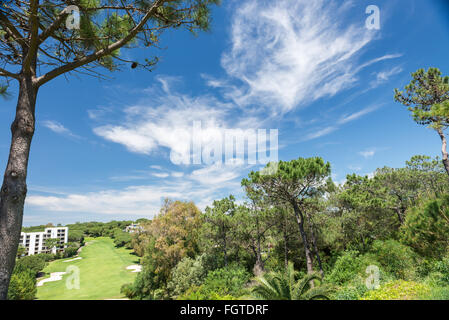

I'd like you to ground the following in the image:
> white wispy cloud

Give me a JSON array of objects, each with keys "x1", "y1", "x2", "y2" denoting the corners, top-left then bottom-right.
[
  {"x1": 29, "y1": 1, "x2": 402, "y2": 218},
  {"x1": 303, "y1": 105, "x2": 380, "y2": 141},
  {"x1": 371, "y1": 66, "x2": 403, "y2": 87},
  {"x1": 348, "y1": 165, "x2": 362, "y2": 172},
  {"x1": 92, "y1": 76, "x2": 232, "y2": 158},
  {"x1": 338, "y1": 105, "x2": 381, "y2": 125},
  {"x1": 42, "y1": 120, "x2": 80, "y2": 139},
  {"x1": 218, "y1": 0, "x2": 391, "y2": 113},
  {"x1": 26, "y1": 163, "x2": 246, "y2": 216},
  {"x1": 304, "y1": 126, "x2": 338, "y2": 141},
  {"x1": 359, "y1": 149, "x2": 376, "y2": 159},
  {"x1": 92, "y1": 76, "x2": 277, "y2": 167}
]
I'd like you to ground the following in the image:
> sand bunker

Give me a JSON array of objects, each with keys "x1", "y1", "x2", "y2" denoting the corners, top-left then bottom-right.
[
  {"x1": 63, "y1": 257, "x2": 82, "y2": 262},
  {"x1": 37, "y1": 272, "x2": 66, "y2": 287},
  {"x1": 126, "y1": 265, "x2": 142, "y2": 273}
]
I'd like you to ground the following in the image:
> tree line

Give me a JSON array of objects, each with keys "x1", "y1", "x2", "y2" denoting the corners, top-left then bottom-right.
[{"x1": 119, "y1": 153, "x2": 449, "y2": 300}]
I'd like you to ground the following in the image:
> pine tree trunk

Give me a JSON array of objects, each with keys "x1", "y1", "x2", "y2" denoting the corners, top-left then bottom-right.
[
  {"x1": 437, "y1": 128, "x2": 449, "y2": 178},
  {"x1": 0, "y1": 75, "x2": 37, "y2": 300},
  {"x1": 283, "y1": 226, "x2": 288, "y2": 271},
  {"x1": 222, "y1": 224, "x2": 228, "y2": 267},
  {"x1": 305, "y1": 211, "x2": 324, "y2": 277},
  {"x1": 255, "y1": 215, "x2": 264, "y2": 273},
  {"x1": 310, "y1": 224, "x2": 324, "y2": 277},
  {"x1": 291, "y1": 202, "x2": 314, "y2": 275},
  {"x1": 395, "y1": 208, "x2": 404, "y2": 225}
]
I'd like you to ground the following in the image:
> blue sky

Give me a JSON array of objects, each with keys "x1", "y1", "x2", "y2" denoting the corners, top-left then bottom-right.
[{"x1": 1, "y1": 0, "x2": 449, "y2": 226}]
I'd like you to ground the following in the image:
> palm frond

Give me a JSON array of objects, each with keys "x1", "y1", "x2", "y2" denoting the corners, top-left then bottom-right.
[
  {"x1": 301, "y1": 284, "x2": 333, "y2": 300},
  {"x1": 291, "y1": 272, "x2": 322, "y2": 300},
  {"x1": 251, "y1": 263, "x2": 332, "y2": 300}
]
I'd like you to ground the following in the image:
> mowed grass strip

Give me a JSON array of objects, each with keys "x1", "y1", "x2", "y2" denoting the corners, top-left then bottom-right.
[{"x1": 36, "y1": 237, "x2": 139, "y2": 300}]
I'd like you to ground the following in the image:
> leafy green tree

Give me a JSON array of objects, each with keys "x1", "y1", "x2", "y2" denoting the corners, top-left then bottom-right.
[
  {"x1": 16, "y1": 245, "x2": 26, "y2": 258},
  {"x1": 121, "y1": 253, "x2": 164, "y2": 300},
  {"x1": 374, "y1": 167, "x2": 422, "y2": 224},
  {"x1": 113, "y1": 230, "x2": 132, "y2": 248},
  {"x1": 339, "y1": 167, "x2": 422, "y2": 227},
  {"x1": 368, "y1": 240, "x2": 418, "y2": 280},
  {"x1": 400, "y1": 196, "x2": 449, "y2": 259},
  {"x1": 68, "y1": 229, "x2": 84, "y2": 246},
  {"x1": 265, "y1": 205, "x2": 298, "y2": 272},
  {"x1": 405, "y1": 155, "x2": 449, "y2": 196},
  {"x1": 203, "y1": 196, "x2": 237, "y2": 267},
  {"x1": 233, "y1": 197, "x2": 276, "y2": 275},
  {"x1": 166, "y1": 254, "x2": 207, "y2": 299},
  {"x1": 242, "y1": 157, "x2": 332, "y2": 275},
  {"x1": 14, "y1": 254, "x2": 47, "y2": 276},
  {"x1": 7, "y1": 268, "x2": 36, "y2": 300},
  {"x1": 0, "y1": 0, "x2": 219, "y2": 299},
  {"x1": 180, "y1": 264, "x2": 251, "y2": 300},
  {"x1": 395, "y1": 68, "x2": 449, "y2": 176},
  {"x1": 126, "y1": 199, "x2": 203, "y2": 299},
  {"x1": 250, "y1": 262, "x2": 332, "y2": 300},
  {"x1": 44, "y1": 238, "x2": 61, "y2": 253}
]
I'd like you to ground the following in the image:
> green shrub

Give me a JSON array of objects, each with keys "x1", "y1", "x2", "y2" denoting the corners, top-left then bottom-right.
[
  {"x1": 400, "y1": 197, "x2": 449, "y2": 259},
  {"x1": 63, "y1": 247, "x2": 78, "y2": 258},
  {"x1": 433, "y1": 256, "x2": 449, "y2": 285},
  {"x1": 167, "y1": 255, "x2": 207, "y2": 298},
  {"x1": 68, "y1": 229, "x2": 85, "y2": 244},
  {"x1": 332, "y1": 276, "x2": 368, "y2": 300},
  {"x1": 15, "y1": 255, "x2": 47, "y2": 276},
  {"x1": 368, "y1": 240, "x2": 417, "y2": 280},
  {"x1": 35, "y1": 253, "x2": 56, "y2": 262},
  {"x1": 179, "y1": 286, "x2": 236, "y2": 300},
  {"x1": 420, "y1": 286, "x2": 449, "y2": 300},
  {"x1": 113, "y1": 230, "x2": 132, "y2": 248},
  {"x1": 361, "y1": 280, "x2": 430, "y2": 300},
  {"x1": 7, "y1": 269, "x2": 37, "y2": 300},
  {"x1": 326, "y1": 250, "x2": 379, "y2": 285},
  {"x1": 327, "y1": 251, "x2": 362, "y2": 285},
  {"x1": 423, "y1": 255, "x2": 449, "y2": 287},
  {"x1": 178, "y1": 264, "x2": 251, "y2": 300}
]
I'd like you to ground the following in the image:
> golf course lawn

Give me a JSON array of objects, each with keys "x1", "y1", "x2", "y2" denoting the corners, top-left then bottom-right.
[{"x1": 36, "y1": 237, "x2": 139, "y2": 300}]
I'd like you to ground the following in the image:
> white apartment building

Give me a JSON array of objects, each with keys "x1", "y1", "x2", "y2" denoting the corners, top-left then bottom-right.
[
  {"x1": 124, "y1": 223, "x2": 143, "y2": 233},
  {"x1": 19, "y1": 227, "x2": 69, "y2": 256}
]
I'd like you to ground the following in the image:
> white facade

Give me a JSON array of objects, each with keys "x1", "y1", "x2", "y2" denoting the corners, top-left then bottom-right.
[
  {"x1": 19, "y1": 227, "x2": 69, "y2": 256},
  {"x1": 124, "y1": 223, "x2": 142, "y2": 233}
]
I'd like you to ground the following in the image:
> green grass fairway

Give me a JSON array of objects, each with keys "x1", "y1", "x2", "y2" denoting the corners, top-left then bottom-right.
[{"x1": 36, "y1": 237, "x2": 139, "y2": 300}]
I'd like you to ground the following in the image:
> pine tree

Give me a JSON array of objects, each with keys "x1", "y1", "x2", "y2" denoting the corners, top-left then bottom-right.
[
  {"x1": 395, "y1": 67, "x2": 449, "y2": 177},
  {"x1": 0, "y1": 0, "x2": 219, "y2": 299}
]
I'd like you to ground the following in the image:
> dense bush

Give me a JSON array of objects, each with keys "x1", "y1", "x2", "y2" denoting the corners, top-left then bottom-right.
[
  {"x1": 433, "y1": 256, "x2": 449, "y2": 285},
  {"x1": 423, "y1": 255, "x2": 449, "y2": 287},
  {"x1": 326, "y1": 250, "x2": 379, "y2": 285},
  {"x1": 8, "y1": 254, "x2": 49, "y2": 300},
  {"x1": 112, "y1": 229, "x2": 132, "y2": 248},
  {"x1": 68, "y1": 229, "x2": 85, "y2": 245},
  {"x1": 66, "y1": 220, "x2": 134, "y2": 238},
  {"x1": 368, "y1": 240, "x2": 418, "y2": 280},
  {"x1": 63, "y1": 247, "x2": 78, "y2": 258},
  {"x1": 167, "y1": 255, "x2": 207, "y2": 298},
  {"x1": 36, "y1": 253, "x2": 57, "y2": 262},
  {"x1": 332, "y1": 279, "x2": 367, "y2": 300},
  {"x1": 121, "y1": 259, "x2": 165, "y2": 300},
  {"x1": 421, "y1": 286, "x2": 449, "y2": 300},
  {"x1": 15, "y1": 254, "x2": 48, "y2": 276},
  {"x1": 179, "y1": 264, "x2": 251, "y2": 300},
  {"x1": 361, "y1": 280, "x2": 430, "y2": 300},
  {"x1": 7, "y1": 268, "x2": 37, "y2": 300},
  {"x1": 400, "y1": 197, "x2": 449, "y2": 259}
]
